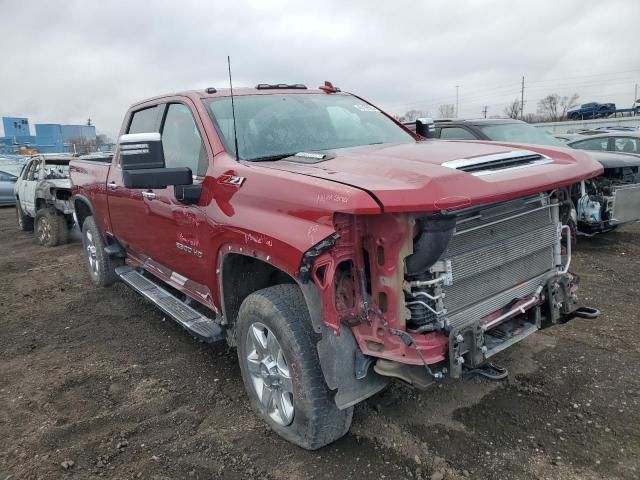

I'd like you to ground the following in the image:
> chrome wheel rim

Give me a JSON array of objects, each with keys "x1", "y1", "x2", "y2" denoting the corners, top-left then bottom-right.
[
  {"x1": 245, "y1": 322, "x2": 294, "y2": 426},
  {"x1": 85, "y1": 230, "x2": 99, "y2": 276},
  {"x1": 37, "y1": 217, "x2": 51, "y2": 243}
]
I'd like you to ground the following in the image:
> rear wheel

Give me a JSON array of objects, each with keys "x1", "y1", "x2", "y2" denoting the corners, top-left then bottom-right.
[
  {"x1": 236, "y1": 284, "x2": 353, "y2": 450},
  {"x1": 16, "y1": 202, "x2": 34, "y2": 231},
  {"x1": 35, "y1": 208, "x2": 68, "y2": 246},
  {"x1": 81, "y1": 216, "x2": 122, "y2": 287}
]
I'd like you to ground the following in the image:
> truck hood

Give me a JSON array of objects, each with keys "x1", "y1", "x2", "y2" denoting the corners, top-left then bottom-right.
[{"x1": 259, "y1": 141, "x2": 603, "y2": 213}]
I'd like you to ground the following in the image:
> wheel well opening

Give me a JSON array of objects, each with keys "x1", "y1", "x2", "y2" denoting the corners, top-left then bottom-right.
[
  {"x1": 221, "y1": 254, "x2": 296, "y2": 326},
  {"x1": 74, "y1": 199, "x2": 92, "y2": 230}
]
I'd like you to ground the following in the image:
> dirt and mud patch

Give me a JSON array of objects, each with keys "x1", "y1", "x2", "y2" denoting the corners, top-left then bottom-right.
[{"x1": 0, "y1": 206, "x2": 638, "y2": 479}]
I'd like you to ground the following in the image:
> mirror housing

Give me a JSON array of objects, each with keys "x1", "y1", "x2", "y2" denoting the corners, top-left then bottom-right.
[
  {"x1": 415, "y1": 118, "x2": 435, "y2": 138},
  {"x1": 123, "y1": 167, "x2": 193, "y2": 189},
  {"x1": 119, "y1": 133, "x2": 165, "y2": 170},
  {"x1": 118, "y1": 132, "x2": 193, "y2": 190}
]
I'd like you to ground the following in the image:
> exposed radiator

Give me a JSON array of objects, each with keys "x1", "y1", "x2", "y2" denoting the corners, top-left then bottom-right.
[{"x1": 440, "y1": 196, "x2": 560, "y2": 330}]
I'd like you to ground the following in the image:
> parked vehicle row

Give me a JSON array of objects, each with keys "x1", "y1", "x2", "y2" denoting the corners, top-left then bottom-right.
[
  {"x1": 405, "y1": 118, "x2": 640, "y2": 236},
  {"x1": 63, "y1": 84, "x2": 605, "y2": 449}
]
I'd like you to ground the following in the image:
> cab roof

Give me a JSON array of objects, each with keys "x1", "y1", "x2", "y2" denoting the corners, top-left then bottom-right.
[{"x1": 131, "y1": 85, "x2": 342, "y2": 109}]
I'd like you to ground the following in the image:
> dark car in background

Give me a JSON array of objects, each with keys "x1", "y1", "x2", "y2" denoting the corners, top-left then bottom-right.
[
  {"x1": 567, "y1": 102, "x2": 617, "y2": 120},
  {"x1": 417, "y1": 118, "x2": 568, "y2": 146},
  {"x1": 406, "y1": 118, "x2": 640, "y2": 235}
]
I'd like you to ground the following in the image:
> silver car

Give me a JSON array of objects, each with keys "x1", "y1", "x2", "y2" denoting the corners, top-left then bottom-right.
[
  {"x1": 567, "y1": 132, "x2": 640, "y2": 157},
  {"x1": 0, "y1": 162, "x2": 24, "y2": 206}
]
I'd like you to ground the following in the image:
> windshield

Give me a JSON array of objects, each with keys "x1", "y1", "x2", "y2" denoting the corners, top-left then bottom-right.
[
  {"x1": 477, "y1": 123, "x2": 566, "y2": 147},
  {"x1": 206, "y1": 93, "x2": 413, "y2": 161}
]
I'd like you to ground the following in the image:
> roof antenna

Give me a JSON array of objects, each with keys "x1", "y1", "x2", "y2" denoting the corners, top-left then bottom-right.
[{"x1": 227, "y1": 55, "x2": 240, "y2": 162}]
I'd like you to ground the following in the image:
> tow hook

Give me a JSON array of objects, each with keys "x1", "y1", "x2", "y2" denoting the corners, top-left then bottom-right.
[
  {"x1": 558, "y1": 306, "x2": 601, "y2": 324},
  {"x1": 572, "y1": 306, "x2": 600, "y2": 319},
  {"x1": 464, "y1": 362, "x2": 509, "y2": 381}
]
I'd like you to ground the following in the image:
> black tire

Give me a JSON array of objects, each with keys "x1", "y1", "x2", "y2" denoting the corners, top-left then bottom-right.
[
  {"x1": 16, "y1": 201, "x2": 34, "y2": 231},
  {"x1": 236, "y1": 284, "x2": 353, "y2": 450},
  {"x1": 35, "y1": 208, "x2": 68, "y2": 247},
  {"x1": 81, "y1": 216, "x2": 122, "y2": 287}
]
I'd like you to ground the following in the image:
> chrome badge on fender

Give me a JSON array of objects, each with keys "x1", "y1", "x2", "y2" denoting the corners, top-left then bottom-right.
[{"x1": 176, "y1": 242, "x2": 203, "y2": 258}]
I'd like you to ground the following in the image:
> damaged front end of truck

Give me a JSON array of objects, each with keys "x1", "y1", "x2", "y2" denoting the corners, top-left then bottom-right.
[{"x1": 302, "y1": 189, "x2": 599, "y2": 408}]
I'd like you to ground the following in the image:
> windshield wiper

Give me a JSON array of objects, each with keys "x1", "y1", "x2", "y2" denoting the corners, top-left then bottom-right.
[{"x1": 248, "y1": 152, "x2": 298, "y2": 162}]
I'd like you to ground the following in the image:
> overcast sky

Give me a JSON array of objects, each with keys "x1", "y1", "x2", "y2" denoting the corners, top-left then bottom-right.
[{"x1": 1, "y1": 0, "x2": 639, "y2": 138}]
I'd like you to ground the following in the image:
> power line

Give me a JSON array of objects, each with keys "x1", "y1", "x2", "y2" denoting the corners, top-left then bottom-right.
[
  {"x1": 525, "y1": 69, "x2": 640, "y2": 84},
  {"x1": 520, "y1": 76, "x2": 525, "y2": 120},
  {"x1": 389, "y1": 70, "x2": 640, "y2": 110}
]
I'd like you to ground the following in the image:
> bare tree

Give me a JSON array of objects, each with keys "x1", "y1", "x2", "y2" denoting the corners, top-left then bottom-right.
[
  {"x1": 397, "y1": 109, "x2": 429, "y2": 123},
  {"x1": 504, "y1": 98, "x2": 521, "y2": 119},
  {"x1": 537, "y1": 93, "x2": 579, "y2": 122},
  {"x1": 96, "y1": 133, "x2": 112, "y2": 148},
  {"x1": 523, "y1": 113, "x2": 543, "y2": 123},
  {"x1": 437, "y1": 104, "x2": 455, "y2": 119}
]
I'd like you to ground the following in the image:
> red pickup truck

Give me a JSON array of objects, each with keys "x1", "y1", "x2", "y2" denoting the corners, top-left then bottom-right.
[{"x1": 70, "y1": 83, "x2": 602, "y2": 449}]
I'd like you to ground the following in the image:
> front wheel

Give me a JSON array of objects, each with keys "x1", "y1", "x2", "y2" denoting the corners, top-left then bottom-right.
[
  {"x1": 35, "y1": 208, "x2": 68, "y2": 247},
  {"x1": 236, "y1": 284, "x2": 353, "y2": 450},
  {"x1": 81, "y1": 216, "x2": 122, "y2": 287}
]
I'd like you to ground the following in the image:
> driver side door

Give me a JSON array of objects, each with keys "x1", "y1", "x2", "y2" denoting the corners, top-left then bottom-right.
[{"x1": 20, "y1": 158, "x2": 41, "y2": 216}]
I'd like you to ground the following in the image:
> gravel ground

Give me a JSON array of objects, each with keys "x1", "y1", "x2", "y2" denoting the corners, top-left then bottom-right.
[{"x1": 0, "y1": 205, "x2": 639, "y2": 480}]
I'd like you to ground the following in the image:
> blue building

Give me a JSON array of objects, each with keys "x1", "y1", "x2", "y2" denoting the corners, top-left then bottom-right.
[
  {"x1": 34, "y1": 124, "x2": 65, "y2": 153},
  {"x1": 1, "y1": 116, "x2": 98, "y2": 154}
]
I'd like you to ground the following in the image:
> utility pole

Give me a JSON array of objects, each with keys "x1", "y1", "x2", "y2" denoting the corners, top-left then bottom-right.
[
  {"x1": 482, "y1": 105, "x2": 488, "y2": 118},
  {"x1": 520, "y1": 76, "x2": 525, "y2": 120},
  {"x1": 635, "y1": 83, "x2": 638, "y2": 102},
  {"x1": 455, "y1": 85, "x2": 460, "y2": 118}
]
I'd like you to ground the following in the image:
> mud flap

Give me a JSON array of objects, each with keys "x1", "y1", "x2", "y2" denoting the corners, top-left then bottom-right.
[{"x1": 317, "y1": 325, "x2": 388, "y2": 409}]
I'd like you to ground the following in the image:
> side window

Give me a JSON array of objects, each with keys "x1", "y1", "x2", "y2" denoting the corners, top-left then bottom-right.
[
  {"x1": 128, "y1": 106, "x2": 160, "y2": 134},
  {"x1": 571, "y1": 137, "x2": 609, "y2": 151},
  {"x1": 161, "y1": 104, "x2": 208, "y2": 176},
  {"x1": 439, "y1": 127, "x2": 478, "y2": 140},
  {"x1": 0, "y1": 172, "x2": 10, "y2": 181},
  {"x1": 614, "y1": 137, "x2": 639, "y2": 154}
]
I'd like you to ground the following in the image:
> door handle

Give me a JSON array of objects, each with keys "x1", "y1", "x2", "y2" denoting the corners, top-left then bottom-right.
[
  {"x1": 107, "y1": 181, "x2": 117, "y2": 191},
  {"x1": 141, "y1": 191, "x2": 156, "y2": 200}
]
